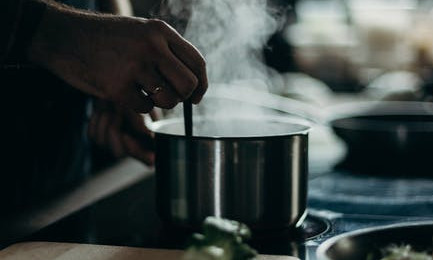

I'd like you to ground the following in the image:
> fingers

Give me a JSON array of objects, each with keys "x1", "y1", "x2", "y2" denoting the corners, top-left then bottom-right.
[
  {"x1": 121, "y1": 20, "x2": 207, "y2": 111},
  {"x1": 122, "y1": 107, "x2": 155, "y2": 164},
  {"x1": 123, "y1": 108, "x2": 153, "y2": 137},
  {"x1": 108, "y1": 128, "x2": 125, "y2": 157},
  {"x1": 88, "y1": 101, "x2": 156, "y2": 165},
  {"x1": 136, "y1": 68, "x2": 181, "y2": 109},
  {"x1": 88, "y1": 105, "x2": 126, "y2": 158},
  {"x1": 105, "y1": 20, "x2": 207, "y2": 112},
  {"x1": 145, "y1": 20, "x2": 207, "y2": 104},
  {"x1": 156, "y1": 47, "x2": 199, "y2": 100},
  {"x1": 96, "y1": 113, "x2": 110, "y2": 145},
  {"x1": 119, "y1": 82, "x2": 155, "y2": 113},
  {"x1": 107, "y1": 109, "x2": 125, "y2": 157},
  {"x1": 88, "y1": 109, "x2": 110, "y2": 146},
  {"x1": 149, "y1": 108, "x2": 161, "y2": 121},
  {"x1": 165, "y1": 28, "x2": 208, "y2": 104},
  {"x1": 123, "y1": 134, "x2": 155, "y2": 165}
]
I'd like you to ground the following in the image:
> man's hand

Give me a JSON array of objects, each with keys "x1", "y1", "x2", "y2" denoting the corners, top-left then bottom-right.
[
  {"x1": 28, "y1": 0, "x2": 208, "y2": 113},
  {"x1": 88, "y1": 100, "x2": 156, "y2": 165}
]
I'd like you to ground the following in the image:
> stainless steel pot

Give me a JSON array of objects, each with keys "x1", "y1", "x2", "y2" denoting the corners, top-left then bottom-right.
[{"x1": 151, "y1": 117, "x2": 310, "y2": 230}]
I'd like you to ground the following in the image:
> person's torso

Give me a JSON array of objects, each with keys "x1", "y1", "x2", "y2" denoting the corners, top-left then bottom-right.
[{"x1": 0, "y1": 0, "x2": 99, "y2": 210}]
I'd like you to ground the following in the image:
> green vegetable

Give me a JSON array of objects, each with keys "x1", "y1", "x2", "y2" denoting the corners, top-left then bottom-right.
[
  {"x1": 183, "y1": 217, "x2": 258, "y2": 260},
  {"x1": 378, "y1": 245, "x2": 432, "y2": 260}
]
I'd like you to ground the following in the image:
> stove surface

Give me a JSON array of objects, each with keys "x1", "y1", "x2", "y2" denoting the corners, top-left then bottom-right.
[
  {"x1": 25, "y1": 169, "x2": 433, "y2": 260},
  {"x1": 309, "y1": 170, "x2": 433, "y2": 216}
]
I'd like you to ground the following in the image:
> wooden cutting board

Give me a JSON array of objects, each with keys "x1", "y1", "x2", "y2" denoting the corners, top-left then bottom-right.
[{"x1": 0, "y1": 242, "x2": 300, "y2": 260}]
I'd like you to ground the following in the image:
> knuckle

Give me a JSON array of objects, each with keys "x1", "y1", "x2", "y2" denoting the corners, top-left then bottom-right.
[
  {"x1": 170, "y1": 76, "x2": 198, "y2": 100},
  {"x1": 107, "y1": 89, "x2": 122, "y2": 104},
  {"x1": 166, "y1": 100, "x2": 179, "y2": 109},
  {"x1": 197, "y1": 56, "x2": 206, "y2": 69},
  {"x1": 187, "y1": 74, "x2": 199, "y2": 88},
  {"x1": 145, "y1": 106, "x2": 155, "y2": 113},
  {"x1": 200, "y1": 82, "x2": 209, "y2": 94},
  {"x1": 182, "y1": 76, "x2": 199, "y2": 99},
  {"x1": 146, "y1": 41, "x2": 163, "y2": 56},
  {"x1": 146, "y1": 19, "x2": 168, "y2": 32},
  {"x1": 126, "y1": 144, "x2": 138, "y2": 157},
  {"x1": 178, "y1": 89, "x2": 193, "y2": 101},
  {"x1": 142, "y1": 20, "x2": 168, "y2": 52},
  {"x1": 159, "y1": 99, "x2": 179, "y2": 109},
  {"x1": 139, "y1": 101, "x2": 154, "y2": 113}
]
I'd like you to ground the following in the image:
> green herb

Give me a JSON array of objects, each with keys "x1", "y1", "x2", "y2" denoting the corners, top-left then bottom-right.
[
  {"x1": 378, "y1": 245, "x2": 432, "y2": 260},
  {"x1": 183, "y1": 217, "x2": 258, "y2": 260}
]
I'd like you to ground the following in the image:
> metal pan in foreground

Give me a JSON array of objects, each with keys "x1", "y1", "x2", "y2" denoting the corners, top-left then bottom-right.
[{"x1": 317, "y1": 221, "x2": 433, "y2": 260}]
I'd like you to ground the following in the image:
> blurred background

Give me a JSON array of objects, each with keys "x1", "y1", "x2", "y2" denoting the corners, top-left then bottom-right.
[
  {"x1": 131, "y1": 0, "x2": 433, "y2": 102},
  {"x1": 121, "y1": 0, "x2": 433, "y2": 174},
  {"x1": 3, "y1": 0, "x2": 433, "y2": 251}
]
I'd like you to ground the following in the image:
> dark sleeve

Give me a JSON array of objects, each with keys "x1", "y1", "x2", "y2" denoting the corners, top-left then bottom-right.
[
  {"x1": 1, "y1": 0, "x2": 47, "y2": 66},
  {"x1": 0, "y1": 0, "x2": 24, "y2": 64}
]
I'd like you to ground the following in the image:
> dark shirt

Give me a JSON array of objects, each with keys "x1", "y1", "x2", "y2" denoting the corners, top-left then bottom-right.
[
  {"x1": 0, "y1": 0, "x2": 24, "y2": 64},
  {"x1": 1, "y1": 0, "x2": 97, "y2": 66},
  {"x1": 0, "y1": 0, "x2": 94, "y2": 211},
  {"x1": 0, "y1": 0, "x2": 48, "y2": 66}
]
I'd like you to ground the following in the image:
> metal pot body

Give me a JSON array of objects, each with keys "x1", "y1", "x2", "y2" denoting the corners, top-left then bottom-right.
[{"x1": 154, "y1": 120, "x2": 309, "y2": 230}]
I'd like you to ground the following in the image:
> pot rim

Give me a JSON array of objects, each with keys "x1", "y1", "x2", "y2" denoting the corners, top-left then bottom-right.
[{"x1": 150, "y1": 116, "x2": 311, "y2": 140}]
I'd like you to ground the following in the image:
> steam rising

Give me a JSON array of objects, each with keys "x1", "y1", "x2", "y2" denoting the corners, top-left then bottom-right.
[{"x1": 166, "y1": 0, "x2": 281, "y2": 93}]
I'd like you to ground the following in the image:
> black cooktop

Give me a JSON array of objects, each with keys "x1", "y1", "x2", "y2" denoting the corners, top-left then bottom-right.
[
  {"x1": 23, "y1": 170, "x2": 433, "y2": 260},
  {"x1": 309, "y1": 170, "x2": 433, "y2": 216}
]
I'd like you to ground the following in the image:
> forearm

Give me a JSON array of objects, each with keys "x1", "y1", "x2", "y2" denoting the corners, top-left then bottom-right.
[
  {"x1": 28, "y1": 0, "x2": 94, "y2": 67},
  {"x1": 1, "y1": 0, "x2": 91, "y2": 66},
  {"x1": 18, "y1": 0, "x2": 207, "y2": 111},
  {"x1": 28, "y1": 0, "x2": 134, "y2": 68},
  {"x1": 27, "y1": 0, "x2": 116, "y2": 97}
]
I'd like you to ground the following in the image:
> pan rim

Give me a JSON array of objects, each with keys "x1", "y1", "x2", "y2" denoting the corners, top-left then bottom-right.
[
  {"x1": 326, "y1": 101, "x2": 433, "y2": 120},
  {"x1": 316, "y1": 220, "x2": 433, "y2": 260},
  {"x1": 331, "y1": 116, "x2": 433, "y2": 132}
]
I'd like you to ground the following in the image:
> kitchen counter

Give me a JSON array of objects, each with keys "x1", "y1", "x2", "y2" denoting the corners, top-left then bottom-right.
[
  {"x1": 0, "y1": 159, "x2": 153, "y2": 248},
  {"x1": 2, "y1": 126, "x2": 433, "y2": 259},
  {"x1": 13, "y1": 166, "x2": 433, "y2": 259}
]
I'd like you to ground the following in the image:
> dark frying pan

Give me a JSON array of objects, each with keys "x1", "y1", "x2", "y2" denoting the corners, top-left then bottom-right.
[
  {"x1": 328, "y1": 101, "x2": 433, "y2": 175},
  {"x1": 317, "y1": 221, "x2": 433, "y2": 260},
  {"x1": 209, "y1": 90, "x2": 433, "y2": 174}
]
